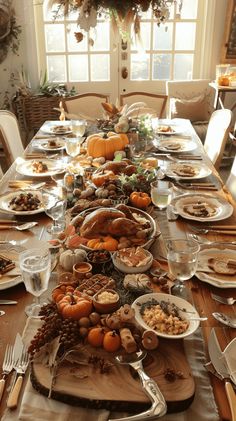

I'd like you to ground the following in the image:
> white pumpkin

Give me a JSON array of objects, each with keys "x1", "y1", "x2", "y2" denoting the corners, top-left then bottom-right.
[{"x1": 59, "y1": 249, "x2": 87, "y2": 271}]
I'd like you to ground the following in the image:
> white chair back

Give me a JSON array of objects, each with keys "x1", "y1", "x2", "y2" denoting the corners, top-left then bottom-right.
[
  {"x1": 0, "y1": 110, "x2": 24, "y2": 165},
  {"x1": 120, "y1": 92, "x2": 167, "y2": 118},
  {"x1": 226, "y1": 155, "x2": 236, "y2": 201},
  {"x1": 63, "y1": 93, "x2": 110, "y2": 120},
  {"x1": 204, "y1": 109, "x2": 233, "y2": 170}
]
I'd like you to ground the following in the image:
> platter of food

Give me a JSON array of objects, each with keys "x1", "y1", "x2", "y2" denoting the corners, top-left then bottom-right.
[
  {"x1": 196, "y1": 245, "x2": 236, "y2": 288},
  {"x1": 41, "y1": 121, "x2": 72, "y2": 135},
  {"x1": 70, "y1": 205, "x2": 159, "y2": 251},
  {"x1": 33, "y1": 138, "x2": 65, "y2": 152},
  {"x1": 173, "y1": 193, "x2": 233, "y2": 222},
  {"x1": 165, "y1": 162, "x2": 212, "y2": 180},
  {"x1": 155, "y1": 138, "x2": 197, "y2": 153},
  {"x1": 0, "y1": 190, "x2": 44, "y2": 215},
  {"x1": 132, "y1": 292, "x2": 200, "y2": 339},
  {"x1": 16, "y1": 159, "x2": 65, "y2": 177}
]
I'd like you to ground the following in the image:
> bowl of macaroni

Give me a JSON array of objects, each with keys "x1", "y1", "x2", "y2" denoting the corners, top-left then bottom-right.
[{"x1": 132, "y1": 292, "x2": 200, "y2": 339}]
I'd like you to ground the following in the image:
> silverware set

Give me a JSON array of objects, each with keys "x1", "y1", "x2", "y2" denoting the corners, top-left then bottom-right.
[{"x1": 0, "y1": 334, "x2": 29, "y2": 408}]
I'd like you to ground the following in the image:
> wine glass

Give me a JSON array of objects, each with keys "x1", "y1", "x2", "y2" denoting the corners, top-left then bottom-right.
[
  {"x1": 19, "y1": 247, "x2": 51, "y2": 318},
  {"x1": 71, "y1": 119, "x2": 86, "y2": 137},
  {"x1": 166, "y1": 239, "x2": 200, "y2": 297},
  {"x1": 41, "y1": 189, "x2": 67, "y2": 234},
  {"x1": 65, "y1": 136, "x2": 82, "y2": 158},
  {"x1": 150, "y1": 180, "x2": 173, "y2": 210}
]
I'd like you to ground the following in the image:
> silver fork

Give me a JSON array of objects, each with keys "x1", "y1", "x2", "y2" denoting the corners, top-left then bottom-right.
[
  {"x1": 211, "y1": 293, "x2": 236, "y2": 305},
  {"x1": 7, "y1": 347, "x2": 29, "y2": 409},
  {"x1": 0, "y1": 344, "x2": 14, "y2": 402}
]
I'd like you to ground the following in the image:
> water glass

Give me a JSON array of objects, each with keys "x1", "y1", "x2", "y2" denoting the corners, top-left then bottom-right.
[
  {"x1": 166, "y1": 239, "x2": 200, "y2": 297},
  {"x1": 19, "y1": 247, "x2": 51, "y2": 317},
  {"x1": 150, "y1": 180, "x2": 173, "y2": 210},
  {"x1": 71, "y1": 119, "x2": 86, "y2": 137},
  {"x1": 65, "y1": 136, "x2": 82, "y2": 158},
  {"x1": 41, "y1": 189, "x2": 67, "y2": 234}
]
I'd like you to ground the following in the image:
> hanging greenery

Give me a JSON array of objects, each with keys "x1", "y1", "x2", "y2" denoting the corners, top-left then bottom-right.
[
  {"x1": 46, "y1": 0, "x2": 182, "y2": 41},
  {"x1": 0, "y1": 6, "x2": 21, "y2": 64}
]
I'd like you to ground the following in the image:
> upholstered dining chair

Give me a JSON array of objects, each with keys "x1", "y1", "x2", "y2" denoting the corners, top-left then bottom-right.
[
  {"x1": 225, "y1": 154, "x2": 236, "y2": 201},
  {"x1": 120, "y1": 92, "x2": 167, "y2": 118},
  {"x1": 63, "y1": 93, "x2": 110, "y2": 120},
  {"x1": 0, "y1": 110, "x2": 24, "y2": 169},
  {"x1": 204, "y1": 108, "x2": 233, "y2": 171},
  {"x1": 166, "y1": 79, "x2": 216, "y2": 143}
]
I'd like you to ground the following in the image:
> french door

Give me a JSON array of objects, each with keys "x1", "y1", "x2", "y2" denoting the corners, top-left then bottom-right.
[{"x1": 34, "y1": 0, "x2": 200, "y2": 105}]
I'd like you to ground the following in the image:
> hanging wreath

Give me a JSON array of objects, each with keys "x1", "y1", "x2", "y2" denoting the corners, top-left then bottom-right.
[{"x1": 0, "y1": 2, "x2": 21, "y2": 64}]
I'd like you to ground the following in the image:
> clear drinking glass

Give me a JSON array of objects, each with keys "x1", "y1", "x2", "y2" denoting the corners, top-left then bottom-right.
[
  {"x1": 150, "y1": 180, "x2": 173, "y2": 210},
  {"x1": 65, "y1": 136, "x2": 82, "y2": 158},
  {"x1": 71, "y1": 119, "x2": 86, "y2": 137},
  {"x1": 41, "y1": 189, "x2": 66, "y2": 234},
  {"x1": 19, "y1": 248, "x2": 51, "y2": 318},
  {"x1": 166, "y1": 239, "x2": 200, "y2": 297}
]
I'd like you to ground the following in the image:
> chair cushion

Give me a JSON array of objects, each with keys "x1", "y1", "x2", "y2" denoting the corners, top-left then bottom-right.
[{"x1": 170, "y1": 95, "x2": 210, "y2": 123}]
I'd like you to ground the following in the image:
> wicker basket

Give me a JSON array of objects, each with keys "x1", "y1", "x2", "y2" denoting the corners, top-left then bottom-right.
[{"x1": 12, "y1": 94, "x2": 64, "y2": 138}]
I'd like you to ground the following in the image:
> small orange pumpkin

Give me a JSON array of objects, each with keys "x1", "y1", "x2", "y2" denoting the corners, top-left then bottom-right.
[
  {"x1": 129, "y1": 191, "x2": 151, "y2": 209},
  {"x1": 52, "y1": 285, "x2": 75, "y2": 303},
  {"x1": 87, "y1": 132, "x2": 129, "y2": 160},
  {"x1": 103, "y1": 330, "x2": 121, "y2": 352},
  {"x1": 57, "y1": 294, "x2": 92, "y2": 320},
  {"x1": 87, "y1": 236, "x2": 118, "y2": 251},
  {"x1": 91, "y1": 170, "x2": 116, "y2": 187},
  {"x1": 87, "y1": 327, "x2": 106, "y2": 348}
]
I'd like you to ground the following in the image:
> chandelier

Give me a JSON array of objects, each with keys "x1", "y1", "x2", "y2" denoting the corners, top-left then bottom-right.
[{"x1": 46, "y1": 0, "x2": 183, "y2": 42}]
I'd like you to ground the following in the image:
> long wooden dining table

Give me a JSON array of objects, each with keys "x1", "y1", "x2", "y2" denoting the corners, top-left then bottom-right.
[{"x1": 0, "y1": 118, "x2": 236, "y2": 421}]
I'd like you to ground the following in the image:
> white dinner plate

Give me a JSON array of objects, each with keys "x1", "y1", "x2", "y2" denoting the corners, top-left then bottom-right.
[
  {"x1": 196, "y1": 246, "x2": 236, "y2": 288},
  {"x1": 41, "y1": 121, "x2": 72, "y2": 135},
  {"x1": 16, "y1": 159, "x2": 65, "y2": 178},
  {"x1": 132, "y1": 292, "x2": 200, "y2": 339},
  {"x1": 156, "y1": 125, "x2": 184, "y2": 136},
  {"x1": 165, "y1": 161, "x2": 212, "y2": 179},
  {"x1": 33, "y1": 138, "x2": 65, "y2": 152},
  {"x1": 0, "y1": 246, "x2": 22, "y2": 290},
  {"x1": 156, "y1": 138, "x2": 197, "y2": 153},
  {"x1": 0, "y1": 190, "x2": 44, "y2": 215},
  {"x1": 173, "y1": 193, "x2": 233, "y2": 222}
]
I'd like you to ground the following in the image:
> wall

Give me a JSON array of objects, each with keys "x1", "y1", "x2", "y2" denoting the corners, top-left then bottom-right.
[{"x1": 0, "y1": 0, "x2": 231, "y2": 109}]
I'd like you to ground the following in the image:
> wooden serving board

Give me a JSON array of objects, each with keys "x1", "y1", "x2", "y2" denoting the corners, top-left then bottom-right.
[{"x1": 31, "y1": 338, "x2": 195, "y2": 413}]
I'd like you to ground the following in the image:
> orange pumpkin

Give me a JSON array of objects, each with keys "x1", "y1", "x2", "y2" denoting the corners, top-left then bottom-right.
[
  {"x1": 52, "y1": 285, "x2": 75, "y2": 303},
  {"x1": 87, "y1": 236, "x2": 118, "y2": 251},
  {"x1": 57, "y1": 294, "x2": 92, "y2": 320},
  {"x1": 87, "y1": 132, "x2": 129, "y2": 160},
  {"x1": 87, "y1": 327, "x2": 106, "y2": 348},
  {"x1": 129, "y1": 191, "x2": 151, "y2": 209},
  {"x1": 91, "y1": 170, "x2": 116, "y2": 187},
  {"x1": 103, "y1": 330, "x2": 121, "y2": 352}
]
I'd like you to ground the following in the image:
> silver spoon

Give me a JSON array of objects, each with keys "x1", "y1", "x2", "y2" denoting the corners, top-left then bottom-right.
[
  {"x1": 212, "y1": 312, "x2": 236, "y2": 328},
  {"x1": 188, "y1": 233, "x2": 236, "y2": 246},
  {"x1": 0, "y1": 239, "x2": 27, "y2": 246},
  {"x1": 0, "y1": 222, "x2": 38, "y2": 231},
  {"x1": 113, "y1": 350, "x2": 167, "y2": 421}
]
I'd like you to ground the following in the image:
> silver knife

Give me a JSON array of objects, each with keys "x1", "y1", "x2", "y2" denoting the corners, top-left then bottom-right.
[
  {"x1": 0, "y1": 300, "x2": 17, "y2": 305},
  {"x1": 208, "y1": 329, "x2": 236, "y2": 421}
]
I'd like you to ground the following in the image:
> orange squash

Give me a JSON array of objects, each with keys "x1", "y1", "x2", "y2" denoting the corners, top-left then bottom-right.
[
  {"x1": 129, "y1": 191, "x2": 151, "y2": 209},
  {"x1": 103, "y1": 330, "x2": 121, "y2": 352},
  {"x1": 87, "y1": 236, "x2": 118, "y2": 251},
  {"x1": 87, "y1": 327, "x2": 106, "y2": 348},
  {"x1": 52, "y1": 285, "x2": 75, "y2": 303},
  {"x1": 87, "y1": 132, "x2": 129, "y2": 160},
  {"x1": 91, "y1": 170, "x2": 115, "y2": 187},
  {"x1": 57, "y1": 294, "x2": 92, "y2": 320}
]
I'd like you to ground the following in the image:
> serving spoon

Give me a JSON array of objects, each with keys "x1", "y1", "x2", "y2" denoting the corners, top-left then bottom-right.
[
  {"x1": 0, "y1": 222, "x2": 38, "y2": 231},
  {"x1": 110, "y1": 350, "x2": 167, "y2": 421}
]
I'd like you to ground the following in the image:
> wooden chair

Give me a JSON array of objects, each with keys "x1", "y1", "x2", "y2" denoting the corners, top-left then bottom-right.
[
  {"x1": 120, "y1": 92, "x2": 167, "y2": 118},
  {"x1": 0, "y1": 110, "x2": 24, "y2": 170},
  {"x1": 62, "y1": 93, "x2": 110, "y2": 120},
  {"x1": 225, "y1": 154, "x2": 236, "y2": 201},
  {"x1": 204, "y1": 109, "x2": 233, "y2": 171}
]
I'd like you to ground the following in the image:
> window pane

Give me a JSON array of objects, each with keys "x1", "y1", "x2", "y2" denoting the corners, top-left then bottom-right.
[
  {"x1": 174, "y1": 54, "x2": 193, "y2": 79},
  {"x1": 180, "y1": 0, "x2": 198, "y2": 19},
  {"x1": 90, "y1": 22, "x2": 109, "y2": 51},
  {"x1": 153, "y1": 54, "x2": 171, "y2": 79},
  {"x1": 175, "y1": 23, "x2": 196, "y2": 50},
  {"x1": 67, "y1": 24, "x2": 87, "y2": 51},
  {"x1": 47, "y1": 55, "x2": 67, "y2": 82},
  {"x1": 153, "y1": 23, "x2": 173, "y2": 50},
  {"x1": 45, "y1": 24, "x2": 65, "y2": 52},
  {"x1": 131, "y1": 53, "x2": 150, "y2": 80},
  {"x1": 43, "y1": 3, "x2": 64, "y2": 21},
  {"x1": 90, "y1": 54, "x2": 110, "y2": 81},
  {"x1": 132, "y1": 23, "x2": 150, "y2": 50},
  {"x1": 68, "y1": 55, "x2": 88, "y2": 81}
]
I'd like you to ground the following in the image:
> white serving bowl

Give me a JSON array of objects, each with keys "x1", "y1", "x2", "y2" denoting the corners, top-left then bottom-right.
[
  {"x1": 132, "y1": 292, "x2": 200, "y2": 339},
  {"x1": 112, "y1": 248, "x2": 153, "y2": 274}
]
